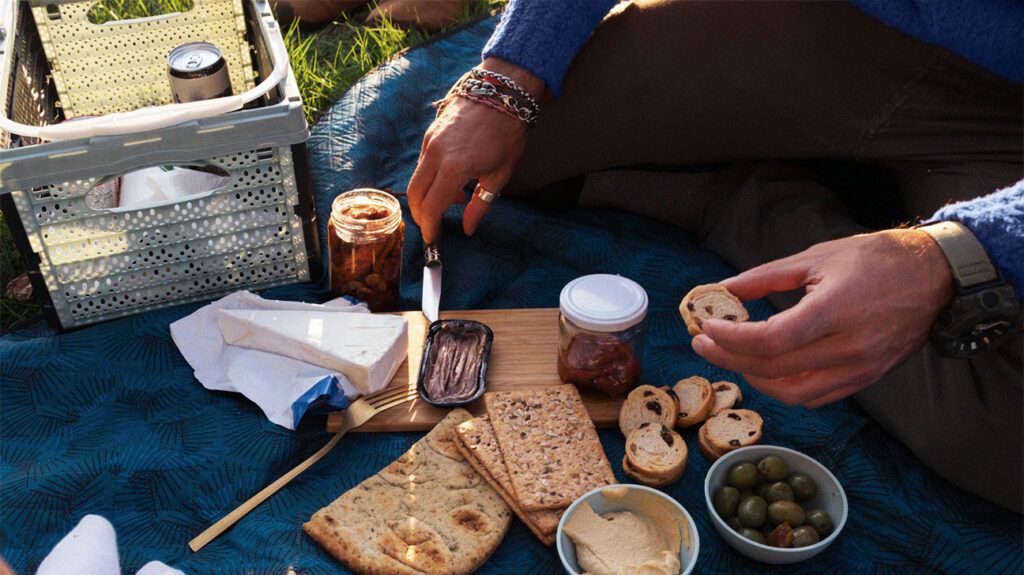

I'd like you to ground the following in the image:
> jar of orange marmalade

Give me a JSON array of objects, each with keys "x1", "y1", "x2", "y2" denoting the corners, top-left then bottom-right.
[{"x1": 328, "y1": 189, "x2": 404, "y2": 311}]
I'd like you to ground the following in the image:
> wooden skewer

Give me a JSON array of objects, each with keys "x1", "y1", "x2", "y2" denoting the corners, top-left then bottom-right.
[{"x1": 188, "y1": 431, "x2": 343, "y2": 552}]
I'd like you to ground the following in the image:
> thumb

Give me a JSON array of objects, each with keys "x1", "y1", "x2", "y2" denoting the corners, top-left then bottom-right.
[
  {"x1": 720, "y1": 254, "x2": 812, "y2": 301},
  {"x1": 463, "y1": 167, "x2": 512, "y2": 236}
]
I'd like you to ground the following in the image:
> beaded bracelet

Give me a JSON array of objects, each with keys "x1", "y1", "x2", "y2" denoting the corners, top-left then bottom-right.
[{"x1": 434, "y1": 67, "x2": 540, "y2": 127}]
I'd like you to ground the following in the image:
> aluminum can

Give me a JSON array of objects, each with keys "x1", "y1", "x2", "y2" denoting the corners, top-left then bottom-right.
[{"x1": 167, "y1": 42, "x2": 232, "y2": 103}]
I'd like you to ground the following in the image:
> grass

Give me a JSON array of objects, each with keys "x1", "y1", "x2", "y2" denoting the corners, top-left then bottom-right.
[
  {"x1": 285, "y1": 0, "x2": 503, "y2": 124},
  {"x1": 0, "y1": 0, "x2": 503, "y2": 331},
  {"x1": 87, "y1": 0, "x2": 196, "y2": 24}
]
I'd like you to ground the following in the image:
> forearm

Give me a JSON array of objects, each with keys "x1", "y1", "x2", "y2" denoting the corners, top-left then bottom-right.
[
  {"x1": 479, "y1": 57, "x2": 545, "y2": 100},
  {"x1": 931, "y1": 179, "x2": 1024, "y2": 298},
  {"x1": 482, "y1": 0, "x2": 618, "y2": 97}
]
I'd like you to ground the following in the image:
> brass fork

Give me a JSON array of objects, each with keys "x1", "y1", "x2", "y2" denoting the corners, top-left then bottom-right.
[{"x1": 188, "y1": 384, "x2": 419, "y2": 552}]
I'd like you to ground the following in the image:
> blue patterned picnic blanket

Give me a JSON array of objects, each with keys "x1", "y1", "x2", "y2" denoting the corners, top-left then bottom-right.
[{"x1": 2, "y1": 15, "x2": 1021, "y2": 575}]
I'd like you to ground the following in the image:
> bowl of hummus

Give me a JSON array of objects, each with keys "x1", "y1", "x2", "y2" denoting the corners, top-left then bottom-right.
[{"x1": 557, "y1": 484, "x2": 699, "y2": 575}]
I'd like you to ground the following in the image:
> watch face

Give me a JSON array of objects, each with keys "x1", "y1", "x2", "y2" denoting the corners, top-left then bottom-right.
[
  {"x1": 932, "y1": 285, "x2": 1023, "y2": 359},
  {"x1": 953, "y1": 317, "x2": 1017, "y2": 356}
]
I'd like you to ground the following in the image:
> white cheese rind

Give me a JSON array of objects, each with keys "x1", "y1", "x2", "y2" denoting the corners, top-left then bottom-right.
[{"x1": 217, "y1": 309, "x2": 408, "y2": 395}]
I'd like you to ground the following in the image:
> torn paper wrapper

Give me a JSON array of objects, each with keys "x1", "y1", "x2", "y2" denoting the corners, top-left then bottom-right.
[
  {"x1": 170, "y1": 291, "x2": 405, "y2": 429},
  {"x1": 118, "y1": 165, "x2": 229, "y2": 208}
]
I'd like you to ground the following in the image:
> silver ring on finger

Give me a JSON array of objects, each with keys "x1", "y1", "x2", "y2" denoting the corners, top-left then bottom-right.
[{"x1": 475, "y1": 184, "x2": 498, "y2": 204}]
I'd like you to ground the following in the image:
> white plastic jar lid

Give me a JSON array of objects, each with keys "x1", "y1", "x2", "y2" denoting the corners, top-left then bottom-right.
[{"x1": 559, "y1": 274, "x2": 649, "y2": 333}]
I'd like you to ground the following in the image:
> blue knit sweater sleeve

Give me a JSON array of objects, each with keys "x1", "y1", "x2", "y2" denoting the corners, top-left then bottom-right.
[
  {"x1": 481, "y1": 0, "x2": 617, "y2": 96},
  {"x1": 932, "y1": 180, "x2": 1024, "y2": 299},
  {"x1": 849, "y1": 0, "x2": 1024, "y2": 83}
]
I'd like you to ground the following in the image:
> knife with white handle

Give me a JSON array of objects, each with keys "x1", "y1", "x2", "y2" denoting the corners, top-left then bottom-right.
[{"x1": 422, "y1": 244, "x2": 442, "y2": 323}]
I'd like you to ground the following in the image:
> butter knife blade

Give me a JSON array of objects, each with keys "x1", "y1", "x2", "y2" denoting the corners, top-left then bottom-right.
[{"x1": 422, "y1": 244, "x2": 441, "y2": 323}]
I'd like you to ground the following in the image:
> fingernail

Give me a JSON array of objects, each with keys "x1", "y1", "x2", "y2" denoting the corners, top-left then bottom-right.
[{"x1": 692, "y1": 335, "x2": 707, "y2": 355}]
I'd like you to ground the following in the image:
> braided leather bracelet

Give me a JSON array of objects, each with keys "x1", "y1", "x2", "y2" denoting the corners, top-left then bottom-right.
[{"x1": 435, "y1": 67, "x2": 540, "y2": 127}]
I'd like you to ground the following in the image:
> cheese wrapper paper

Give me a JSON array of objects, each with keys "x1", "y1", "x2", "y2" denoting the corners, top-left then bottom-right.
[{"x1": 170, "y1": 291, "x2": 407, "y2": 429}]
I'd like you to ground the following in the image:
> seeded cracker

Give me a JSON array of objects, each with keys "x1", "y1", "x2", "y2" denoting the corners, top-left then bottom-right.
[
  {"x1": 454, "y1": 415, "x2": 562, "y2": 545},
  {"x1": 484, "y1": 386, "x2": 616, "y2": 512},
  {"x1": 304, "y1": 409, "x2": 511, "y2": 575}
]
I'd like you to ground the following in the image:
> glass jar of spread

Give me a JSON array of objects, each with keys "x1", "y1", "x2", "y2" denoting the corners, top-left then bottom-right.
[
  {"x1": 557, "y1": 274, "x2": 648, "y2": 396},
  {"x1": 328, "y1": 189, "x2": 404, "y2": 311}
]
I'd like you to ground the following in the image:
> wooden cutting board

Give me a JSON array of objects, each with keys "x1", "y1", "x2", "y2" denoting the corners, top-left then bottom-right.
[{"x1": 327, "y1": 308, "x2": 625, "y2": 432}]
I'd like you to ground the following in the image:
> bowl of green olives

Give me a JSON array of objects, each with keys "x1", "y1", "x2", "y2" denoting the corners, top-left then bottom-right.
[{"x1": 703, "y1": 445, "x2": 847, "y2": 564}]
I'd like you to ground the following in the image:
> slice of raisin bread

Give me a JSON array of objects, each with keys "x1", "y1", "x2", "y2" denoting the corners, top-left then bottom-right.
[
  {"x1": 622, "y1": 421, "x2": 688, "y2": 482},
  {"x1": 624, "y1": 423, "x2": 688, "y2": 482},
  {"x1": 697, "y1": 424, "x2": 726, "y2": 462},
  {"x1": 672, "y1": 376, "x2": 715, "y2": 427},
  {"x1": 618, "y1": 385, "x2": 679, "y2": 437},
  {"x1": 679, "y1": 284, "x2": 749, "y2": 336},
  {"x1": 622, "y1": 454, "x2": 682, "y2": 487},
  {"x1": 703, "y1": 409, "x2": 763, "y2": 454},
  {"x1": 709, "y1": 381, "x2": 743, "y2": 416}
]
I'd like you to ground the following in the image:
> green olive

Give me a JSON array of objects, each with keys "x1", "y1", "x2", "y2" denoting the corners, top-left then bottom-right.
[
  {"x1": 787, "y1": 473, "x2": 818, "y2": 501},
  {"x1": 737, "y1": 495, "x2": 768, "y2": 528},
  {"x1": 727, "y1": 462, "x2": 760, "y2": 489},
  {"x1": 737, "y1": 488, "x2": 757, "y2": 503},
  {"x1": 757, "y1": 455, "x2": 790, "y2": 482},
  {"x1": 755, "y1": 482, "x2": 771, "y2": 500},
  {"x1": 792, "y1": 525, "x2": 821, "y2": 548},
  {"x1": 768, "y1": 500, "x2": 806, "y2": 527},
  {"x1": 726, "y1": 515, "x2": 743, "y2": 532},
  {"x1": 713, "y1": 486, "x2": 741, "y2": 519},
  {"x1": 805, "y1": 509, "x2": 834, "y2": 538},
  {"x1": 764, "y1": 481, "x2": 795, "y2": 503},
  {"x1": 739, "y1": 527, "x2": 767, "y2": 545}
]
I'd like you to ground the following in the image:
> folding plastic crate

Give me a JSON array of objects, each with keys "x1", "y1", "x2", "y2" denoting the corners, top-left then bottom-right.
[{"x1": 0, "y1": 0, "x2": 322, "y2": 329}]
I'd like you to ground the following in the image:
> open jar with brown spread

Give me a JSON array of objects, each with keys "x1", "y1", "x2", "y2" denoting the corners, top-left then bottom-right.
[
  {"x1": 557, "y1": 274, "x2": 648, "y2": 396},
  {"x1": 328, "y1": 189, "x2": 404, "y2": 311}
]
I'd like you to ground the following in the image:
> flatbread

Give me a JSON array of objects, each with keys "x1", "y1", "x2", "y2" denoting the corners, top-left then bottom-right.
[
  {"x1": 304, "y1": 409, "x2": 511, "y2": 575},
  {"x1": 454, "y1": 415, "x2": 562, "y2": 546},
  {"x1": 484, "y1": 386, "x2": 616, "y2": 511}
]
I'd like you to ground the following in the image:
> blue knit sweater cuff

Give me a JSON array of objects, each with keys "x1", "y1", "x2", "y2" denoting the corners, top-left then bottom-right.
[
  {"x1": 481, "y1": 0, "x2": 617, "y2": 97},
  {"x1": 932, "y1": 180, "x2": 1024, "y2": 299}
]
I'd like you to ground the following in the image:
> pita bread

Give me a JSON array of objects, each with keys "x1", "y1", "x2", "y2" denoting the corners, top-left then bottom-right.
[{"x1": 304, "y1": 409, "x2": 511, "y2": 574}]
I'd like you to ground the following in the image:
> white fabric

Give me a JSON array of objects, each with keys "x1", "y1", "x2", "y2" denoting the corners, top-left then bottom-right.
[
  {"x1": 36, "y1": 516, "x2": 185, "y2": 575},
  {"x1": 169, "y1": 291, "x2": 372, "y2": 429},
  {"x1": 135, "y1": 561, "x2": 186, "y2": 575},
  {"x1": 37, "y1": 515, "x2": 120, "y2": 575}
]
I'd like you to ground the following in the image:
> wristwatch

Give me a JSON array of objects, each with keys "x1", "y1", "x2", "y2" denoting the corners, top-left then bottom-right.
[{"x1": 917, "y1": 221, "x2": 1022, "y2": 358}]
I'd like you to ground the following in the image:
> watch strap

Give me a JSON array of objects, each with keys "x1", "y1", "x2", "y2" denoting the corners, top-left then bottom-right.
[{"x1": 918, "y1": 221, "x2": 998, "y2": 289}]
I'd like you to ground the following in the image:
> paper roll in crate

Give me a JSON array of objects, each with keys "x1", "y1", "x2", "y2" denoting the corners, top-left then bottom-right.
[{"x1": 0, "y1": 0, "x2": 322, "y2": 329}]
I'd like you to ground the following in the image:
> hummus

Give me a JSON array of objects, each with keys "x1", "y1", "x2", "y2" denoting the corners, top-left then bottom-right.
[{"x1": 563, "y1": 501, "x2": 681, "y2": 575}]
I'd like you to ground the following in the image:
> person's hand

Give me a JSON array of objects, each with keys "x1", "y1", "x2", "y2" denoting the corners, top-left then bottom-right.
[
  {"x1": 691, "y1": 229, "x2": 955, "y2": 408},
  {"x1": 408, "y1": 58, "x2": 544, "y2": 244}
]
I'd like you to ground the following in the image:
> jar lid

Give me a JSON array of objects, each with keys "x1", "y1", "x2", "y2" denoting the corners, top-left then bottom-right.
[{"x1": 559, "y1": 274, "x2": 648, "y2": 332}]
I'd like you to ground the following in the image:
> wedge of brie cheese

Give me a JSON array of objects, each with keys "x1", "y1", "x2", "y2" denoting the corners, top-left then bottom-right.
[{"x1": 217, "y1": 309, "x2": 408, "y2": 395}]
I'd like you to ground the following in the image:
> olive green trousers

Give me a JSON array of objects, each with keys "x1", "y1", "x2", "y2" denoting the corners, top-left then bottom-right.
[{"x1": 503, "y1": 0, "x2": 1024, "y2": 512}]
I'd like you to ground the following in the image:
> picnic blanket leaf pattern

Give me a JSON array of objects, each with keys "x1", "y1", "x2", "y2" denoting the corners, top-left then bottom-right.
[{"x1": 1, "y1": 15, "x2": 1021, "y2": 575}]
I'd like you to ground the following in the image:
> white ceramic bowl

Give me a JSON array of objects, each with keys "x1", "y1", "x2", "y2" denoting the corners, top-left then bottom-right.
[
  {"x1": 704, "y1": 445, "x2": 848, "y2": 564},
  {"x1": 556, "y1": 484, "x2": 699, "y2": 575}
]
